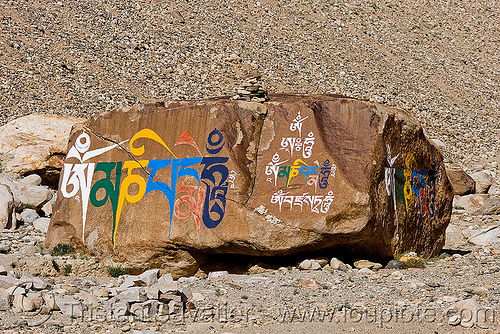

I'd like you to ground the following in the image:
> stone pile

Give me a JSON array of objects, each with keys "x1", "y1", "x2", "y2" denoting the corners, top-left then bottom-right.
[
  {"x1": 0, "y1": 270, "x2": 51, "y2": 312},
  {"x1": 231, "y1": 75, "x2": 268, "y2": 102},
  {"x1": 448, "y1": 168, "x2": 499, "y2": 215},
  {"x1": 0, "y1": 267, "x2": 198, "y2": 320},
  {"x1": 0, "y1": 173, "x2": 54, "y2": 232},
  {"x1": 99, "y1": 269, "x2": 194, "y2": 320}
]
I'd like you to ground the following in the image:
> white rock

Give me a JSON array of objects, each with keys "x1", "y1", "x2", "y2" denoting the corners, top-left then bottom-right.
[
  {"x1": 330, "y1": 257, "x2": 347, "y2": 270},
  {"x1": 0, "y1": 184, "x2": 15, "y2": 229},
  {"x1": 138, "y1": 269, "x2": 159, "y2": 286},
  {"x1": 33, "y1": 217, "x2": 50, "y2": 233},
  {"x1": 192, "y1": 292, "x2": 204, "y2": 301},
  {"x1": 0, "y1": 114, "x2": 83, "y2": 177},
  {"x1": 117, "y1": 287, "x2": 147, "y2": 303},
  {"x1": 13, "y1": 294, "x2": 36, "y2": 311},
  {"x1": 55, "y1": 298, "x2": 84, "y2": 317},
  {"x1": 0, "y1": 276, "x2": 20, "y2": 289},
  {"x1": 0, "y1": 174, "x2": 52, "y2": 208},
  {"x1": 430, "y1": 138, "x2": 445, "y2": 150},
  {"x1": 19, "y1": 174, "x2": 42, "y2": 186},
  {"x1": 21, "y1": 209, "x2": 40, "y2": 224},
  {"x1": 297, "y1": 259, "x2": 321, "y2": 270},
  {"x1": 112, "y1": 301, "x2": 130, "y2": 320},
  {"x1": 208, "y1": 271, "x2": 228, "y2": 278},
  {"x1": 446, "y1": 298, "x2": 489, "y2": 327},
  {"x1": 469, "y1": 226, "x2": 500, "y2": 246},
  {"x1": 6, "y1": 286, "x2": 26, "y2": 296},
  {"x1": 470, "y1": 171, "x2": 493, "y2": 194},
  {"x1": 454, "y1": 194, "x2": 489, "y2": 212},
  {"x1": 20, "y1": 273, "x2": 49, "y2": 290},
  {"x1": 358, "y1": 268, "x2": 374, "y2": 275},
  {"x1": 130, "y1": 300, "x2": 159, "y2": 318},
  {"x1": 18, "y1": 245, "x2": 40, "y2": 255},
  {"x1": 41, "y1": 197, "x2": 55, "y2": 216},
  {"x1": 119, "y1": 275, "x2": 146, "y2": 289},
  {"x1": 158, "y1": 273, "x2": 174, "y2": 285}
]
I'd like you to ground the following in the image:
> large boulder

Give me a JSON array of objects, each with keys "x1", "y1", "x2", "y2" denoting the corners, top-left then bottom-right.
[
  {"x1": 46, "y1": 94, "x2": 453, "y2": 272},
  {"x1": 0, "y1": 114, "x2": 84, "y2": 186}
]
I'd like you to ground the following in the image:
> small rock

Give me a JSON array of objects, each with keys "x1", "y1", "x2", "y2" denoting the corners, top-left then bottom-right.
[
  {"x1": 171, "y1": 9, "x2": 185, "y2": 23},
  {"x1": 117, "y1": 287, "x2": 147, "y2": 303},
  {"x1": 475, "y1": 199, "x2": 500, "y2": 215},
  {"x1": 353, "y1": 260, "x2": 382, "y2": 270},
  {"x1": 130, "y1": 300, "x2": 159, "y2": 318},
  {"x1": 315, "y1": 257, "x2": 329, "y2": 267},
  {"x1": 299, "y1": 278, "x2": 322, "y2": 289},
  {"x1": 119, "y1": 275, "x2": 146, "y2": 289},
  {"x1": 13, "y1": 294, "x2": 36, "y2": 311},
  {"x1": 469, "y1": 226, "x2": 500, "y2": 246},
  {"x1": 385, "y1": 260, "x2": 407, "y2": 269},
  {"x1": 157, "y1": 273, "x2": 174, "y2": 285},
  {"x1": 358, "y1": 268, "x2": 374, "y2": 275},
  {"x1": 0, "y1": 240, "x2": 11, "y2": 253},
  {"x1": 298, "y1": 259, "x2": 321, "y2": 270},
  {"x1": 21, "y1": 208, "x2": 40, "y2": 224},
  {"x1": 138, "y1": 269, "x2": 159, "y2": 286},
  {"x1": 391, "y1": 271, "x2": 404, "y2": 280},
  {"x1": 248, "y1": 264, "x2": 269, "y2": 274},
  {"x1": 454, "y1": 194, "x2": 489, "y2": 212},
  {"x1": 208, "y1": 271, "x2": 228, "y2": 278},
  {"x1": 191, "y1": 292, "x2": 204, "y2": 301},
  {"x1": 446, "y1": 169, "x2": 476, "y2": 195},
  {"x1": 19, "y1": 174, "x2": 42, "y2": 186},
  {"x1": 470, "y1": 171, "x2": 493, "y2": 194},
  {"x1": 33, "y1": 217, "x2": 50, "y2": 233},
  {"x1": 120, "y1": 325, "x2": 131, "y2": 332},
  {"x1": 92, "y1": 288, "x2": 111, "y2": 298},
  {"x1": 56, "y1": 299, "x2": 84, "y2": 317},
  {"x1": 439, "y1": 295, "x2": 458, "y2": 303},
  {"x1": 330, "y1": 257, "x2": 347, "y2": 271},
  {"x1": 80, "y1": 290, "x2": 100, "y2": 307},
  {"x1": 18, "y1": 245, "x2": 40, "y2": 255}
]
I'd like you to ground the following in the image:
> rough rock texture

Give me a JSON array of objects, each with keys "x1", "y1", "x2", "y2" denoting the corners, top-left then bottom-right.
[
  {"x1": 0, "y1": 185, "x2": 15, "y2": 230},
  {"x1": 0, "y1": 114, "x2": 83, "y2": 186},
  {"x1": 446, "y1": 169, "x2": 475, "y2": 195},
  {"x1": 470, "y1": 171, "x2": 494, "y2": 194},
  {"x1": 46, "y1": 95, "x2": 453, "y2": 271},
  {"x1": 0, "y1": 174, "x2": 53, "y2": 209}
]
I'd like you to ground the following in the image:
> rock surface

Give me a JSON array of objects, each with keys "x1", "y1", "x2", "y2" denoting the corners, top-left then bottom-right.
[
  {"x1": 470, "y1": 171, "x2": 494, "y2": 194},
  {"x1": 46, "y1": 95, "x2": 453, "y2": 272},
  {"x1": 0, "y1": 114, "x2": 83, "y2": 186},
  {"x1": 0, "y1": 185, "x2": 15, "y2": 230},
  {"x1": 446, "y1": 169, "x2": 475, "y2": 195},
  {"x1": 0, "y1": 174, "x2": 53, "y2": 209}
]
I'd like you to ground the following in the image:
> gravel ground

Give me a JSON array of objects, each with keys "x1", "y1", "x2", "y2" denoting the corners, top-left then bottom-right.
[{"x1": 1, "y1": 0, "x2": 499, "y2": 176}]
